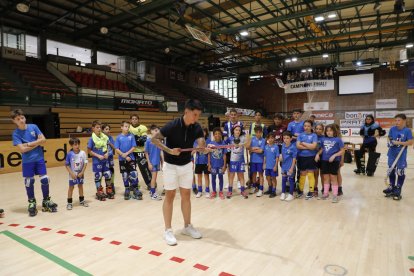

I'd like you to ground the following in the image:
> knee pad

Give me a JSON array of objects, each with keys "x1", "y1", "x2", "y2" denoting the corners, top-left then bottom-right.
[
  {"x1": 94, "y1": 172, "x2": 103, "y2": 182},
  {"x1": 396, "y1": 168, "x2": 406, "y2": 176},
  {"x1": 24, "y1": 177, "x2": 35, "y2": 188},
  {"x1": 103, "y1": 170, "x2": 111, "y2": 180},
  {"x1": 39, "y1": 175, "x2": 50, "y2": 186},
  {"x1": 129, "y1": 171, "x2": 138, "y2": 185},
  {"x1": 122, "y1": 172, "x2": 129, "y2": 182}
]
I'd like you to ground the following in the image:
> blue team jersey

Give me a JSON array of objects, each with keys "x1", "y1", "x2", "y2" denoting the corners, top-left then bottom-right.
[
  {"x1": 387, "y1": 126, "x2": 413, "y2": 168},
  {"x1": 107, "y1": 135, "x2": 115, "y2": 158},
  {"x1": 145, "y1": 139, "x2": 161, "y2": 166},
  {"x1": 265, "y1": 144, "x2": 280, "y2": 169},
  {"x1": 287, "y1": 121, "x2": 304, "y2": 137},
  {"x1": 223, "y1": 121, "x2": 244, "y2": 138},
  {"x1": 114, "y1": 133, "x2": 136, "y2": 161},
  {"x1": 12, "y1": 124, "x2": 44, "y2": 163},
  {"x1": 317, "y1": 135, "x2": 324, "y2": 150},
  {"x1": 297, "y1": 132, "x2": 318, "y2": 157},
  {"x1": 65, "y1": 150, "x2": 88, "y2": 174},
  {"x1": 281, "y1": 143, "x2": 297, "y2": 171},
  {"x1": 209, "y1": 140, "x2": 226, "y2": 168},
  {"x1": 226, "y1": 136, "x2": 246, "y2": 162},
  {"x1": 361, "y1": 123, "x2": 379, "y2": 144},
  {"x1": 250, "y1": 136, "x2": 265, "y2": 163},
  {"x1": 193, "y1": 140, "x2": 209, "y2": 165},
  {"x1": 321, "y1": 137, "x2": 344, "y2": 162}
]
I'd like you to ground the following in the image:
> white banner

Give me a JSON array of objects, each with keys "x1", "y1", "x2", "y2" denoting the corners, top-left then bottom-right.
[
  {"x1": 376, "y1": 110, "x2": 397, "y2": 118},
  {"x1": 1, "y1": 46, "x2": 26, "y2": 61},
  {"x1": 311, "y1": 111, "x2": 335, "y2": 119},
  {"x1": 316, "y1": 119, "x2": 335, "y2": 125},
  {"x1": 165, "y1": 101, "x2": 178, "y2": 112},
  {"x1": 304, "y1": 102, "x2": 329, "y2": 111},
  {"x1": 227, "y1": 107, "x2": 255, "y2": 116},
  {"x1": 340, "y1": 128, "x2": 361, "y2": 137},
  {"x1": 285, "y1": 80, "x2": 334, "y2": 93},
  {"x1": 344, "y1": 111, "x2": 374, "y2": 120},
  {"x1": 340, "y1": 119, "x2": 364, "y2": 128},
  {"x1": 376, "y1": 99, "x2": 397, "y2": 109},
  {"x1": 402, "y1": 110, "x2": 414, "y2": 117}
]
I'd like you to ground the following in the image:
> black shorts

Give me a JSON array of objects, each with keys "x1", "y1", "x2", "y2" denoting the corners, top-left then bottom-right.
[
  {"x1": 195, "y1": 164, "x2": 209, "y2": 174},
  {"x1": 119, "y1": 160, "x2": 137, "y2": 174},
  {"x1": 297, "y1": 156, "x2": 317, "y2": 171},
  {"x1": 321, "y1": 160, "x2": 340, "y2": 175},
  {"x1": 226, "y1": 151, "x2": 231, "y2": 165},
  {"x1": 316, "y1": 159, "x2": 322, "y2": 169}
]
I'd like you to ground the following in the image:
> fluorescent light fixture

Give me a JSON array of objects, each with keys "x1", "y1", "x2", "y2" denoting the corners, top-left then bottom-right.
[
  {"x1": 406, "y1": 43, "x2": 413, "y2": 48},
  {"x1": 301, "y1": 69, "x2": 307, "y2": 73},
  {"x1": 100, "y1": 27, "x2": 108, "y2": 34},
  {"x1": 285, "y1": 59, "x2": 291, "y2": 63},
  {"x1": 356, "y1": 61, "x2": 362, "y2": 66},
  {"x1": 327, "y1": 13, "x2": 337, "y2": 18},
  {"x1": 291, "y1": 57, "x2": 298, "y2": 62},
  {"x1": 240, "y1": 30, "x2": 249, "y2": 36},
  {"x1": 16, "y1": 1, "x2": 30, "y2": 13},
  {"x1": 322, "y1": 53, "x2": 329, "y2": 58},
  {"x1": 401, "y1": 59, "x2": 409, "y2": 63},
  {"x1": 314, "y1": 16, "x2": 325, "y2": 22},
  {"x1": 307, "y1": 68, "x2": 313, "y2": 72}
]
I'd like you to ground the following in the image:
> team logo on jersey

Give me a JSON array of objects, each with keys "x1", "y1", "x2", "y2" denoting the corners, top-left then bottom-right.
[
  {"x1": 30, "y1": 131, "x2": 36, "y2": 137},
  {"x1": 324, "y1": 140, "x2": 335, "y2": 152}
]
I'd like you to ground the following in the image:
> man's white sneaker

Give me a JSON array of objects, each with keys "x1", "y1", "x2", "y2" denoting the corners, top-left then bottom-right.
[
  {"x1": 164, "y1": 229, "x2": 177, "y2": 246},
  {"x1": 280, "y1": 193, "x2": 286, "y2": 201},
  {"x1": 256, "y1": 190, "x2": 263, "y2": 197},
  {"x1": 195, "y1": 192, "x2": 202, "y2": 198},
  {"x1": 204, "y1": 192, "x2": 210, "y2": 199},
  {"x1": 285, "y1": 194, "x2": 294, "y2": 201},
  {"x1": 182, "y1": 224, "x2": 202, "y2": 239}
]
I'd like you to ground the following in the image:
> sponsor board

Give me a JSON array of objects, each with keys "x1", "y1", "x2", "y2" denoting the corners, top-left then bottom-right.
[
  {"x1": 340, "y1": 128, "x2": 361, "y2": 137},
  {"x1": 375, "y1": 99, "x2": 397, "y2": 109},
  {"x1": 376, "y1": 110, "x2": 397, "y2": 118},
  {"x1": 315, "y1": 119, "x2": 335, "y2": 125},
  {"x1": 114, "y1": 98, "x2": 160, "y2": 111},
  {"x1": 340, "y1": 119, "x2": 364, "y2": 128},
  {"x1": 311, "y1": 111, "x2": 335, "y2": 119},
  {"x1": 285, "y1": 80, "x2": 334, "y2": 93},
  {"x1": 344, "y1": 111, "x2": 374, "y2": 120}
]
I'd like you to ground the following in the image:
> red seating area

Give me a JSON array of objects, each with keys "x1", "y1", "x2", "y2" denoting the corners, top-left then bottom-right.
[
  {"x1": 0, "y1": 74, "x2": 17, "y2": 93},
  {"x1": 7, "y1": 58, "x2": 71, "y2": 95},
  {"x1": 68, "y1": 70, "x2": 130, "y2": 92}
]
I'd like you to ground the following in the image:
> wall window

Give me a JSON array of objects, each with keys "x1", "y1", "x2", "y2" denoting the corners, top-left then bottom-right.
[{"x1": 209, "y1": 77, "x2": 237, "y2": 103}]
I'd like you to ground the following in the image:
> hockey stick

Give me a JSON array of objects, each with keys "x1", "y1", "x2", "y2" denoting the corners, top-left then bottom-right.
[
  {"x1": 384, "y1": 145, "x2": 407, "y2": 186},
  {"x1": 178, "y1": 143, "x2": 245, "y2": 152}
]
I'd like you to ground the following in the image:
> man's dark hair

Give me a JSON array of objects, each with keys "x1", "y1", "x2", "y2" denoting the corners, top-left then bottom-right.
[
  {"x1": 213, "y1": 127, "x2": 222, "y2": 135},
  {"x1": 282, "y1": 131, "x2": 293, "y2": 138},
  {"x1": 273, "y1": 113, "x2": 284, "y2": 120},
  {"x1": 292, "y1": 108, "x2": 302, "y2": 113},
  {"x1": 10, "y1": 109, "x2": 24, "y2": 119},
  {"x1": 69, "y1": 137, "x2": 81, "y2": 146},
  {"x1": 254, "y1": 125, "x2": 263, "y2": 132},
  {"x1": 395, "y1": 113, "x2": 407, "y2": 120},
  {"x1": 185, "y1": 99, "x2": 203, "y2": 111},
  {"x1": 255, "y1": 111, "x2": 262, "y2": 116}
]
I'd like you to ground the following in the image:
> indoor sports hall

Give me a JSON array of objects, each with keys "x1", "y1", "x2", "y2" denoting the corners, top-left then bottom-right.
[{"x1": 0, "y1": 1, "x2": 414, "y2": 275}]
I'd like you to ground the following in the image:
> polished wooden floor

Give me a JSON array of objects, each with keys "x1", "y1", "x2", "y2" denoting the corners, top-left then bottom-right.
[{"x1": 1, "y1": 139, "x2": 413, "y2": 276}]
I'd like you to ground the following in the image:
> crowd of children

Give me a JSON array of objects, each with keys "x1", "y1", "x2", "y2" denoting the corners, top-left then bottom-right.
[{"x1": 8, "y1": 108, "x2": 413, "y2": 217}]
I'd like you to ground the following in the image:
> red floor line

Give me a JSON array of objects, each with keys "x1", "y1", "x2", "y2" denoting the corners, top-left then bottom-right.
[
  {"x1": 409, "y1": 268, "x2": 414, "y2": 273},
  {"x1": 57, "y1": 230, "x2": 68, "y2": 234},
  {"x1": 74, "y1": 233, "x2": 85, "y2": 238},
  {"x1": 9, "y1": 223, "x2": 19, "y2": 227},
  {"x1": 194, "y1": 263, "x2": 209, "y2": 271},
  {"x1": 170, "y1": 256, "x2": 185, "y2": 263},
  {"x1": 219, "y1": 272, "x2": 235, "y2": 276},
  {"x1": 91, "y1": 237, "x2": 103, "y2": 241},
  {"x1": 25, "y1": 225, "x2": 36, "y2": 229},
  {"x1": 148, "y1": 250, "x2": 162, "y2": 256},
  {"x1": 110, "y1": 241, "x2": 122, "y2": 245},
  {"x1": 128, "y1": 245, "x2": 142, "y2": 251},
  {"x1": 40, "y1": 227, "x2": 51, "y2": 231}
]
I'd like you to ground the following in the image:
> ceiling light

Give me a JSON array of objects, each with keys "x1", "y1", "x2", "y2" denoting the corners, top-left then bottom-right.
[
  {"x1": 322, "y1": 53, "x2": 329, "y2": 58},
  {"x1": 301, "y1": 69, "x2": 307, "y2": 73},
  {"x1": 314, "y1": 16, "x2": 325, "y2": 22},
  {"x1": 285, "y1": 59, "x2": 291, "y2": 63},
  {"x1": 100, "y1": 27, "x2": 108, "y2": 34},
  {"x1": 165, "y1": 47, "x2": 170, "y2": 54},
  {"x1": 307, "y1": 68, "x2": 313, "y2": 72},
  {"x1": 356, "y1": 61, "x2": 362, "y2": 66},
  {"x1": 16, "y1": 1, "x2": 30, "y2": 13},
  {"x1": 373, "y1": 2, "x2": 382, "y2": 11},
  {"x1": 240, "y1": 31, "x2": 249, "y2": 36},
  {"x1": 291, "y1": 57, "x2": 298, "y2": 62},
  {"x1": 406, "y1": 43, "x2": 414, "y2": 48},
  {"x1": 327, "y1": 13, "x2": 336, "y2": 19}
]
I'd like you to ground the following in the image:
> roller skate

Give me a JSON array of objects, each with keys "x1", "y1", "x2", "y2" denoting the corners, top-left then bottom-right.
[
  {"x1": 42, "y1": 196, "x2": 58, "y2": 212},
  {"x1": 96, "y1": 186, "x2": 107, "y2": 201},
  {"x1": 111, "y1": 183, "x2": 116, "y2": 195},
  {"x1": 124, "y1": 187, "x2": 131, "y2": 200},
  {"x1": 132, "y1": 187, "x2": 143, "y2": 200},
  {"x1": 0, "y1": 208, "x2": 5, "y2": 218},
  {"x1": 106, "y1": 185, "x2": 115, "y2": 199},
  {"x1": 383, "y1": 186, "x2": 394, "y2": 197},
  {"x1": 28, "y1": 199, "x2": 37, "y2": 217}
]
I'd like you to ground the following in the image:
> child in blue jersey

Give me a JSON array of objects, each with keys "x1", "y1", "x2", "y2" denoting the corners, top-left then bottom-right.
[
  {"x1": 296, "y1": 120, "x2": 318, "y2": 199},
  {"x1": 65, "y1": 137, "x2": 88, "y2": 210},
  {"x1": 102, "y1": 124, "x2": 116, "y2": 197},
  {"x1": 226, "y1": 125, "x2": 251, "y2": 199},
  {"x1": 207, "y1": 127, "x2": 227, "y2": 199},
  {"x1": 11, "y1": 109, "x2": 58, "y2": 216},
  {"x1": 280, "y1": 131, "x2": 297, "y2": 201},
  {"x1": 193, "y1": 128, "x2": 211, "y2": 198},
  {"x1": 314, "y1": 123, "x2": 325, "y2": 197},
  {"x1": 263, "y1": 133, "x2": 280, "y2": 198},
  {"x1": 315, "y1": 124, "x2": 344, "y2": 203},
  {"x1": 248, "y1": 126, "x2": 266, "y2": 197},
  {"x1": 115, "y1": 121, "x2": 142, "y2": 200},
  {"x1": 383, "y1": 114, "x2": 413, "y2": 200},
  {"x1": 145, "y1": 125, "x2": 163, "y2": 201},
  {"x1": 287, "y1": 109, "x2": 304, "y2": 141},
  {"x1": 87, "y1": 120, "x2": 112, "y2": 201}
]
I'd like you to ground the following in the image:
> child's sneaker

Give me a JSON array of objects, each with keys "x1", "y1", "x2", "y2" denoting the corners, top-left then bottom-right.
[
  {"x1": 241, "y1": 191, "x2": 249, "y2": 199},
  {"x1": 264, "y1": 190, "x2": 272, "y2": 195},
  {"x1": 195, "y1": 192, "x2": 202, "y2": 198},
  {"x1": 204, "y1": 192, "x2": 210, "y2": 199},
  {"x1": 80, "y1": 201, "x2": 89, "y2": 207},
  {"x1": 392, "y1": 194, "x2": 402, "y2": 201},
  {"x1": 249, "y1": 187, "x2": 257, "y2": 194},
  {"x1": 151, "y1": 193, "x2": 162, "y2": 201},
  {"x1": 320, "y1": 194, "x2": 329, "y2": 200},
  {"x1": 338, "y1": 190, "x2": 343, "y2": 197},
  {"x1": 332, "y1": 196, "x2": 339, "y2": 203},
  {"x1": 164, "y1": 228, "x2": 177, "y2": 246},
  {"x1": 219, "y1": 191, "x2": 225, "y2": 200},
  {"x1": 269, "y1": 192, "x2": 277, "y2": 198},
  {"x1": 210, "y1": 191, "x2": 217, "y2": 198},
  {"x1": 192, "y1": 186, "x2": 198, "y2": 195},
  {"x1": 305, "y1": 192, "x2": 313, "y2": 200},
  {"x1": 66, "y1": 203, "x2": 73, "y2": 210},
  {"x1": 256, "y1": 190, "x2": 263, "y2": 197},
  {"x1": 295, "y1": 192, "x2": 303, "y2": 199},
  {"x1": 226, "y1": 192, "x2": 232, "y2": 199},
  {"x1": 313, "y1": 191, "x2": 318, "y2": 198},
  {"x1": 285, "y1": 194, "x2": 294, "y2": 201},
  {"x1": 383, "y1": 187, "x2": 393, "y2": 195},
  {"x1": 280, "y1": 193, "x2": 286, "y2": 201},
  {"x1": 182, "y1": 224, "x2": 202, "y2": 239}
]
